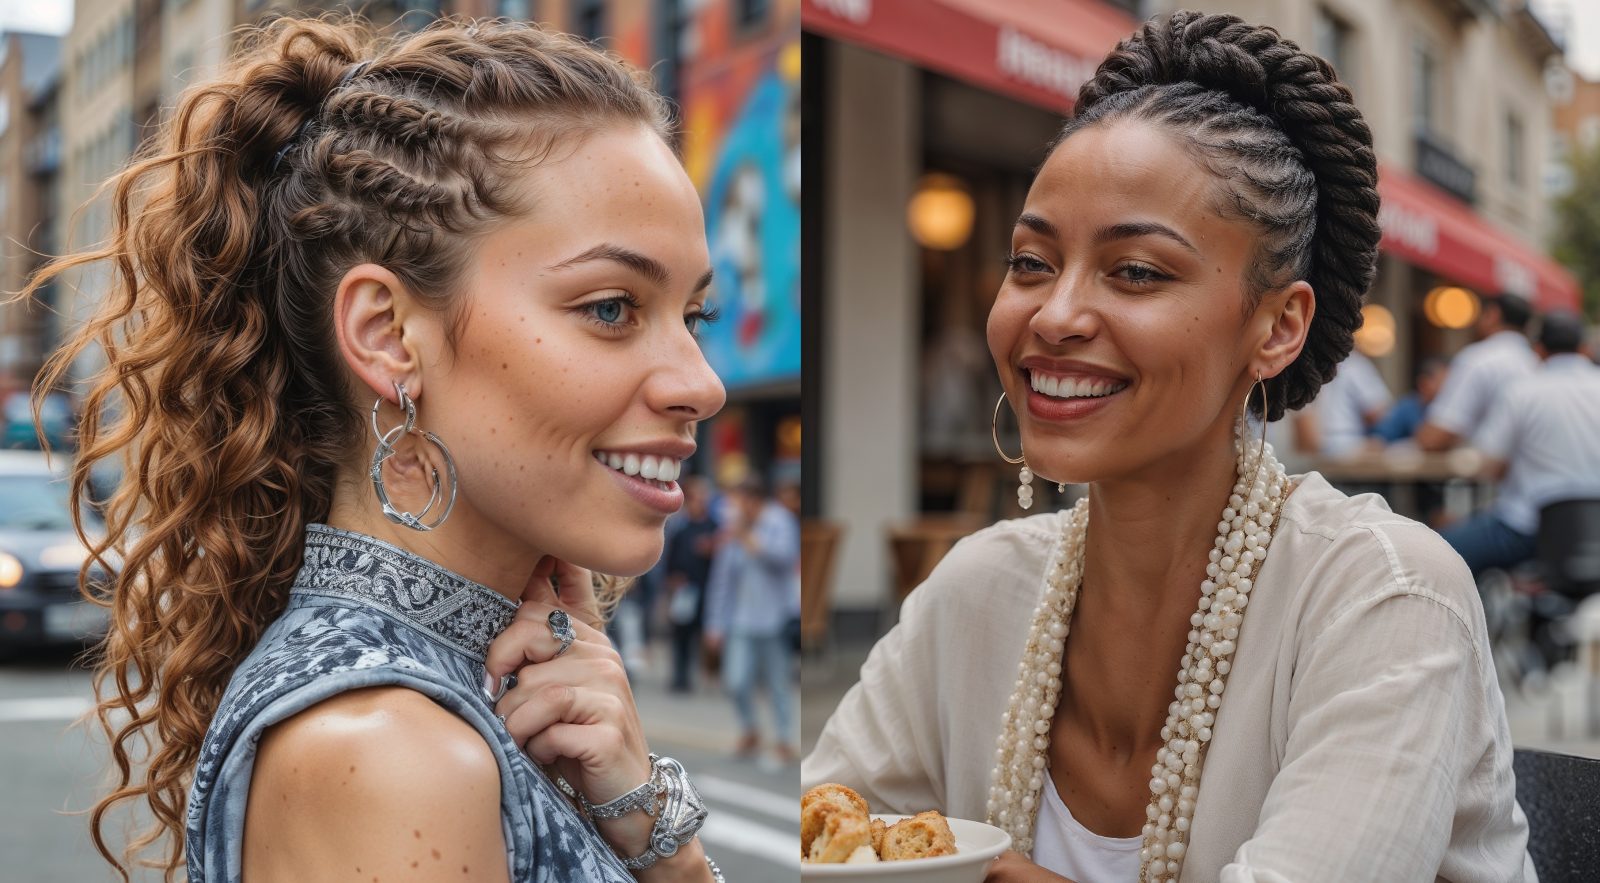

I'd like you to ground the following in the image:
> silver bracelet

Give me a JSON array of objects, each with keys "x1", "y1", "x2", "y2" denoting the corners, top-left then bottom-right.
[
  {"x1": 582, "y1": 755, "x2": 664, "y2": 820},
  {"x1": 705, "y1": 854, "x2": 726, "y2": 882},
  {"x1": 616, "y1": 755, "x2": 709, "y2": 871}
]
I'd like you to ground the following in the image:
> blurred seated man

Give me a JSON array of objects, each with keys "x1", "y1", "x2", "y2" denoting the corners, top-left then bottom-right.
[
  {"x1": 1415, "y1": 292, "x2": 1536, "y2": 452},
  {"x1": 1370, "y1": 356, "x2": 1448, "y2": 444},
  {"x1": 1293, "y1": 348, "x2": 1391, "y2": 457},
  {"x1": 1441, "y1": 312, "x2": 1600, "y2": 576}
]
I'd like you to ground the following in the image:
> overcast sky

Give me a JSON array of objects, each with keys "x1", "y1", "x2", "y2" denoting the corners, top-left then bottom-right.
[{"x1": 0, "y1": 0, "x2": 1597, "y2": 80}]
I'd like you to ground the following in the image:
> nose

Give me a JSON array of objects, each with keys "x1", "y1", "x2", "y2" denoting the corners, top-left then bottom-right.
[
  {"x1": 647, "y1": 329, "x2": 727, "y2": 422},
  {"x1": 1028, "y1": 268, "x2": 1103, "y2": 346}
]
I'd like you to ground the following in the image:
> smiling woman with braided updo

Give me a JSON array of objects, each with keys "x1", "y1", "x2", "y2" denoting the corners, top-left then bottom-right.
[
  {"x1": 804, "y1": 12, "x2": 1533, "y2": 883},
  {"x1": 27, "y1": 14, "x2": 729, "y2": 883}
]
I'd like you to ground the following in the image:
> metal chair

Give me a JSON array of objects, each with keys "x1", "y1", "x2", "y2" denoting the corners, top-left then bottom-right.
[
  {"x1": 1536, "y1": 499, "x2": 1600, "y2": 601},
  {"x1": 1513, "y1": 747, "x2": 1600, "y2": 882}
]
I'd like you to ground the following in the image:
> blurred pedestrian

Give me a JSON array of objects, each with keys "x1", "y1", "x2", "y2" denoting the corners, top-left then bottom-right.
[
  {"x1": 705, "y1": 474, "x2": 799, "y2": 766},
  {"x1": 665, "y1": 476, "x2": 719, "y2": 692},
  {"x1": 1370, "y1": 356, "x2": 1449, "y2": 443},
  {"x1": 1417, "y1": 291, "x2": 1536, "y2": 451},
  {"x1": 1442, "y1": 312, "x2": 1600, "y2": 575}
]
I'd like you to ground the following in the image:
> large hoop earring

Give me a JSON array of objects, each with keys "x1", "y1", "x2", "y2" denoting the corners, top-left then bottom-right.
[
  {"x1": 370, "y1": 380, "x2": 459, "y2": 531},
  {"x1": 1238, "y1": 372, "x2": 1269, "y2": 490},
  {"x1": 993, "y1": 392, "x2": 1038, "y2": 509}
]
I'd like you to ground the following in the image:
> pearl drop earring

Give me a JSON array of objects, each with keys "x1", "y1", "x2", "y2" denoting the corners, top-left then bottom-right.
[{"x1": 1018, "y1": 464, "x2": 1034, "y2": 510}]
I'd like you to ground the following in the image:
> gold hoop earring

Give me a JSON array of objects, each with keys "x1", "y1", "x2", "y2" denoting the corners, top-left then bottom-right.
[
  {"x1": 992, "y1": 392, "x2": 1037, "y2": 509},
  {"x1": 1238, "y1": 372, "x2": 1269, "y2": 490}
]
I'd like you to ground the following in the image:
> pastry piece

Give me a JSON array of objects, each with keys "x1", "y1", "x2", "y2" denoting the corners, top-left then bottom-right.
[
  {"x1": 801, "y1": 783, "x2": 870, "y2": 818},
  {"x1": 809, "y1": 809, "x2": 872, "y2": 863},
  {"x1": 880, "y1": 810, "x2": 958, "y2": 860},
  {"x1": 869, "y1": 816, "x2": 888, "y2": 855},
  {"x1": 845, "y1": 844, "x2": 879, "y2": 864}
]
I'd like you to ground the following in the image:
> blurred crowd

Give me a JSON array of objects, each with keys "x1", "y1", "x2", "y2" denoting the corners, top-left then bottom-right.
[{"x1": 611, "y1": 471, "x2": 802, "y2": 770}]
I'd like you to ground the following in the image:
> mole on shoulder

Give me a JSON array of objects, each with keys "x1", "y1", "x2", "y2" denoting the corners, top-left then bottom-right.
[
  {"x1": 432, "y1": 847, "x2": 442, "y2": 860},
  {"x1": 414, "y1": 829, "x2": 422, "y2": 839}
]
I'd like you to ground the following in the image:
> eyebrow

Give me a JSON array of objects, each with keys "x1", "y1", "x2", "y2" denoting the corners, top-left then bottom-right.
[
  {"x1": 548, "y1": 243, "x2": 714, "y2": 293},
  {"x1": 1014, "y1": 214, "x2": 1199, "y2": 255}
]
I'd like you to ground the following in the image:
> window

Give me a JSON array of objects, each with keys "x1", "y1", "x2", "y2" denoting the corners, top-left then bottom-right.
[
  {"x1": 1313, "y1": 7, "x2": 1355, "y2": 92},
  {"x1": 654, "y1": 0, "x2": 687, "y2": 102},
  {"x1": 1505, "y1": 110, "x2": 1524, "y2": 187},
  {"x1": 1411, "y1": 40, "x2": 1436, "y2": 134},
  {"x1": 572, "y1": 0, "x2": 604, "y2": 40},
  {"x1": 497, "y1": 0, "x2": 533, "y2": 18},
  {"x1": 735, "y1": 0, "x2": 770, "y2": 30}
]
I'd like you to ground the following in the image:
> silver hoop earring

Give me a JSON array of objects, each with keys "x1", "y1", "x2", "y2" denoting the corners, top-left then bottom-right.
[
  {"x1": 992, "y1": 392, "x2": 1035, "y2": 510},
  {"x1": 370, "y1": 380, "x2": 459, "y2": 531}
]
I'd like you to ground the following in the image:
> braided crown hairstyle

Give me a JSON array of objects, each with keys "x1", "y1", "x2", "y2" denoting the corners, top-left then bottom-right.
[
  {"x1": 23, "y1": 14, "x2": 669, "y2": 880},
  {"x1": 1057, "y1": 10, "x2": 1381, "y2": 421}
]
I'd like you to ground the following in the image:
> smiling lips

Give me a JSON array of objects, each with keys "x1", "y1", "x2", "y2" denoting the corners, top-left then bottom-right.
[{"x1": 593, "y1": 449, "x2": 684, "y2": 489}]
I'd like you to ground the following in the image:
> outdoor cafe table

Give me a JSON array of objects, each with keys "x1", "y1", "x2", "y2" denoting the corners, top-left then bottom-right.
[{"x1": 1309, "y1": 446, "x2": 1493, "y2": 522}]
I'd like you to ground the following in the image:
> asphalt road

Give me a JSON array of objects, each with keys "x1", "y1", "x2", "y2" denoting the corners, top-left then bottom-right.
[{"x1": 0, "y1": 644, "x2": 799, "y2": 882}]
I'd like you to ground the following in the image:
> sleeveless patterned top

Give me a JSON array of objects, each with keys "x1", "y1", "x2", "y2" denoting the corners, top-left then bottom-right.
[{"x1": 184, "y1": 523, "x2": 636, "y2": 882}]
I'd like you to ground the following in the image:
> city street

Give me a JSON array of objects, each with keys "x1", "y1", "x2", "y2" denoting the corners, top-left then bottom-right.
[{"x1": 0, "y1": 644, "x2": 799, "y2": 882}]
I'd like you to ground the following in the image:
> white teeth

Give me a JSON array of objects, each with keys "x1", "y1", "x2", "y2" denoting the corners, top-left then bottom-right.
[
  {"x1": 596, "y1": 450, "x2": 683, "y2": 484},
  {"x1": 1031, "y1": 372, "x2": 1127, "y2": 400}
]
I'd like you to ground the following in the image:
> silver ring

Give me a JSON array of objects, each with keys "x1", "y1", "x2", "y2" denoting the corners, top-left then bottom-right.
[{"x1": 548, "y1": 609, "x2": 577, "y2": 658}]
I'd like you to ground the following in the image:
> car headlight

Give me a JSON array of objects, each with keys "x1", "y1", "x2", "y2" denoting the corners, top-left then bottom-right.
[{"x1": 0, "y1": 552, "x2": 23, "y2": 589}]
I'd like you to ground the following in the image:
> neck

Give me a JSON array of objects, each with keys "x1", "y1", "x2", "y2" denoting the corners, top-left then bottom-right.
[
  {"x1": 1081, "y1": 419, "x2": 1242, "y2": 621},
  {"x1": 326, "y1": 474, "x2": 543, "y2": 604}
]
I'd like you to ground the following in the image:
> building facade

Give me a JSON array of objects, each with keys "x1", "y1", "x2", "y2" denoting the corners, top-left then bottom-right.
[{"x1": 803, "y1": 0, "x2": 1578, "y2": 620}]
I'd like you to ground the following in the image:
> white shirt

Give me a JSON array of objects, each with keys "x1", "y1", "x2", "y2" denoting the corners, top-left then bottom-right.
[
  {"x1": 1428, "y1": 330, "x2": 1538, "y2": 440},
  {"x1": 1033, "y1": 776, "x2": 1142, "y2": 883},
  {"x1": 1312, "y1": 351, "x2": 1392, "y2": 456},
  {"x1": 1475, "y1": 354, "x2": 1600, "y2": 535},
  {"x1": 802, "y1": 472, "x2": 1534, "y2": 882}
]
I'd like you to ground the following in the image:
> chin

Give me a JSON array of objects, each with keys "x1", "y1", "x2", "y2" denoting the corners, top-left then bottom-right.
[{"x1": 582, "y1": 532, "x2": 667, "y2": 579}]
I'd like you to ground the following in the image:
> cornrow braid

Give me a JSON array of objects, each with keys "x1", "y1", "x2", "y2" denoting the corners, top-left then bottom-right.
[{"x1": 1060, "y1": 10, "x2": 1382, "y2": 421}]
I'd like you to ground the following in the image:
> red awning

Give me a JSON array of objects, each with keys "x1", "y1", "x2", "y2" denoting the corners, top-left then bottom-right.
[
  {"x1": 1377, "y1": 162, "x2": 1580, "y2": 311},
  {"x1": 802, "y1": 0, "x2": 1132, "y2": 112},
  {"x1": 804, "y1": 0, "x2": 1582, "y2": 312}
]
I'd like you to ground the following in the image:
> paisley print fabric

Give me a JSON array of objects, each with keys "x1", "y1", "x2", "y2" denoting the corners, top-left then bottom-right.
[{"x1": 184, "y1": 524, "x2": 635, "y2": 882}]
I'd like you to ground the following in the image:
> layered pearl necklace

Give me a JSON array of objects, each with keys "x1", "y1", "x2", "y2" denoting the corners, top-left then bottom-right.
[{"x1": 986, "y1": 433, "x2": 1289, "y2": 883}]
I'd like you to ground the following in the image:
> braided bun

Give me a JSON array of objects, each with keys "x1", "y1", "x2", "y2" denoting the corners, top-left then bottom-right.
[{"x1": 1062, "y1": 10, "x2": 1381, "y2": 421}]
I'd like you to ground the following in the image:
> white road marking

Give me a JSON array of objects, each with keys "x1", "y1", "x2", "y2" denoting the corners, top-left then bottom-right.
[
  {"x1": 699, "y1": 811, "x2": 800, "y2": 868},
  {"x1": 698, "y1": 774, "x2": 795, "y2": 822},
  {"x1": 0, "y1": 695, "x2": 92, "y2": 723}
]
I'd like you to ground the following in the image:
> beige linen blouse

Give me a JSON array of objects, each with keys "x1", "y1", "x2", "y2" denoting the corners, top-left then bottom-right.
[{"x1": 802, "y1": 472, "x2": 1536, "y2": 882}]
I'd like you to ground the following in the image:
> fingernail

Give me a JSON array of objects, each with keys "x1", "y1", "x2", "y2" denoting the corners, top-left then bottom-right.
[{"x1": 482, "y1": 672, "x2": 498, "y2": 699}]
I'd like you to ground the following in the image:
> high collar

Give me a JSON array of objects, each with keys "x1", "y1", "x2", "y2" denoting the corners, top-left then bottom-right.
[{"x1": 290, "y1": 523, "x2": 520, "y2": 661}]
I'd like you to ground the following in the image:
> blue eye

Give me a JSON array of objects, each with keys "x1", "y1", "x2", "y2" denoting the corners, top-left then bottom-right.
[{"x1": 581, "y1": 294, "x2": 641, "y2": 330}]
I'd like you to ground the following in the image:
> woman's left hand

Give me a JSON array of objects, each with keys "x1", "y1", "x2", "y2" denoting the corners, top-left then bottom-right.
[
  {"x1": 984, "y1": 851, "x2": 1078, "y2": 883},
  {"x1": 485, "y1": 556, "x2": 655, "y2": 856}
]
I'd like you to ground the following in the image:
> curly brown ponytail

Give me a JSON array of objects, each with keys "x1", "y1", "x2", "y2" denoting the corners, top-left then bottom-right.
[
  {"x1": 1058, "y1": 10, "x2": 1382, "y2": 421},
  {"x1": 22, "y1": 13, "x2": 669, "y2": 880}
]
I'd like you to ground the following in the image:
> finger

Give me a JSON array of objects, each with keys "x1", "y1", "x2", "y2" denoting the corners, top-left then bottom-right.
[
  {"x1": 500, "y1": 682, "x2": 626, "y2": 743},
  {"x1": 522, "y1": 720, "x2": 628, "y2": 772},
  {"x1": 484, "y1": 609, "x2": 609, "y2": 679},
  {"x1": 499, "y1": 652, "x2": 632, "y2": 716},
  {"x1": 520, "y1": 556, "x2": 561, "y2": 607},
  {"x1": 549, "y1": 558, "x2": 603, "y2": 629}
]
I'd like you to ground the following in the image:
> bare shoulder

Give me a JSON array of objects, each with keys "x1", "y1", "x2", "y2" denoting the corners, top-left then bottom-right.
[{"x1": 243, "y1": 686, "x2": 510, "y2": 883}]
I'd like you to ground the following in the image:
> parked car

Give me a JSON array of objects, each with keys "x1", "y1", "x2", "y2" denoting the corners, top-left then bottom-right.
[
  {"x1": 0, "y1": 450, "x2": 112, "y2": 654},
  {"x1": 3, "y1": 391, "x2": 74, "y2": 451}
]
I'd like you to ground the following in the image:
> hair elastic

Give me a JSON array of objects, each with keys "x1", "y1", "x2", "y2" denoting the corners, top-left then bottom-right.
[{"x1": 269, "y1": 59, "x2": 373, "y2": 173}]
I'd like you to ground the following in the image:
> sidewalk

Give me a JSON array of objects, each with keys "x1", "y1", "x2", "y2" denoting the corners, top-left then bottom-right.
[{"x1": 628, "y1": 639, "x2": 803, "y2": 757}]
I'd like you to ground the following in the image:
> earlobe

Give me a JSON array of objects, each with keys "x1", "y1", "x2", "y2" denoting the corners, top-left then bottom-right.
[{"x1": 332, "y1": 264, "x2": 423, "y2": 402}]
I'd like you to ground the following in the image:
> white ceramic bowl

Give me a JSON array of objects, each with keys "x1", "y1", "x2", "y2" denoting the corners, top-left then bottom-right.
[{"x1": 800, "y1": 814, "x2": 1012, "y2": 883}]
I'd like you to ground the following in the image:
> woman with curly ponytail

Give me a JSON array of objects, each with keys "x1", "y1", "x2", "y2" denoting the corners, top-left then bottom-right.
[
  {"x1": 29, "y1": 13, "x2": 726, "y2": 883},
  {"x1": 805, "y1": 12, "x2": 1532, "y2": 882}
]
